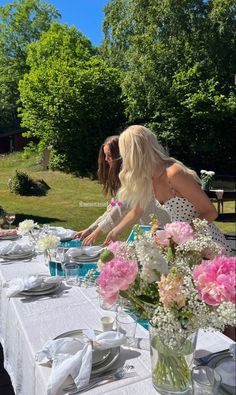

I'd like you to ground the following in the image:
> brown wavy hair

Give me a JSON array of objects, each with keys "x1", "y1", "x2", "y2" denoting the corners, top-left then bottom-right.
[{"x1": 97, "y1": 135, "x2": 122, "y2": 197}]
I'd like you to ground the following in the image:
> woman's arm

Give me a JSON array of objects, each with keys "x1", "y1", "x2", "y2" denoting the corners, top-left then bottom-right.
[
  {"x1": 168, "y1": 165, "x2": 218, "y2": 222},
  {"x1": 82, "y1": 204, "x2": 130, "y2": 245},
  {"x1": 104, "y1": 206, "x2": 144, "y2": 244}
]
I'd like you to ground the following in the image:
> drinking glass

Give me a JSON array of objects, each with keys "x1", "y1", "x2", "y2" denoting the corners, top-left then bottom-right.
[
  {"x1": 57, "y1": 247, "x2": 68, "y2": 270},
  {"x1": 5, "y1": 213, "x2": 15, "y2": 229},
  {"x1": 65, "y1": 263, "x2": 80, "y2": 286},
  {"x1": 192, "y1": 365, "x2": 221, "y2": 394},
  {"x1": 116, "y1": 310, "x2": 137, "y2": 346}
]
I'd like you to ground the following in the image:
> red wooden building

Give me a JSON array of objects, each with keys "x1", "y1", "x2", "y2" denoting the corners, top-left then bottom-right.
[{"x1": 0, "y1": 130, "x2": 32, "y2": 154}]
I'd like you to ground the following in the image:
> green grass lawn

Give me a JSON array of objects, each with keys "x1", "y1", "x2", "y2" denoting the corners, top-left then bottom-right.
[{"x1": 0, "y1": 152, "x2": 235, "y2": 241}]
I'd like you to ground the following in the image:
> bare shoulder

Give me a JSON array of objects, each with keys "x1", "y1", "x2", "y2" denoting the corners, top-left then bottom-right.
[{"x1": 166, "y1": 163, "x2": 185, "y2": 179}]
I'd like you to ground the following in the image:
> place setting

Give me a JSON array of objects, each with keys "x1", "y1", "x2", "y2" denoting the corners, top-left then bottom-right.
[
  {"x1": 66, "y1": 245, "x2": 104, "y2": 263},
  {"x1": 0, "y1": 212, "x2": 20, "y2": 241},
  {"x1": 44, "y1": 226, "x2": 77, "y2": 242},
  {"x1": 0, "y1": 241, "x2": 35, "y2": 262},
  {"x1": 2, "y1": 274, "x2": 63, "y2": 298},
  {"x1": 194, "y1": 344, "x2": 236, "y2": 394},
  {"x1": 35, "y1": 324, "x2": 138, "y2": 395},
  {"x1": 0, "y1": 228, "x2": 20, "y2": 241}
]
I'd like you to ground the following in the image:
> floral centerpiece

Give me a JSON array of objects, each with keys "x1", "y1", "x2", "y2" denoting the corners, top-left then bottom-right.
[
  {"x1": 200, "y1": 170, "x2": 215, "y2": 190},
  {"x1": 18, "y1": 219, "x2": 39, "y2": 235},
  {"x1": 36, "y1": 234, "x2": 60, "y2": 265},
  {"x1": 96, "y1": 219, "x2": 236, "y2": 395},
  {"x1": 18, "y1": 219, "x2": 40, "y2": 244}
]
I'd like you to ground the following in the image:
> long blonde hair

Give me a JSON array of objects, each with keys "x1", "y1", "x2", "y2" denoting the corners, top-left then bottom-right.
[{"x1": 118, "y1": 125, "x2": 200, "y2": 209}]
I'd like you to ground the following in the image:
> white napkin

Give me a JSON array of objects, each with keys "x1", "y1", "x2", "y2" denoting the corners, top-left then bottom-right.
[
  {"x1": 0, "y1": 242, "x2": 34, "y2": 256},
  {"x1": 2, "y1": 275, "x2": 61, "y2": 297},
  {"x1": 66, "y1": 246, "x2": 103, "y2": 259},
  {"x1": 48, "y1": 227, "x2": 76, "y2": 240},
  {"x1": 36, "y1": 330, "x2": 125, "y2": 395}
]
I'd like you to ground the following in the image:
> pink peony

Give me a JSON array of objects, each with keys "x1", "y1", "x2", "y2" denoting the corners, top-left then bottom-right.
[
  {"x1": 192, "y1": 256, "x2": 236, "y2": 305},
  {"x1": 96, "y1": 257, "x2": 138, "y2": 304},
  {"x1": 155, "y1": 221, "x2": 194, "y2": 246},
  {"x1": 107, "y1": 241, "x2": 124, "y2": 255}
]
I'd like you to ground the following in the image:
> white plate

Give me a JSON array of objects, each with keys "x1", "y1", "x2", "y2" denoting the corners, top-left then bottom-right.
[
  {"x1": 20, "y1": 282, "x2": 60, "y2": 296},
  {"x1": 0, "y1": 235, "x2": 20, "y2": 241},
  {"x1": 208, "y1": 353, "x2": 236, "y2": 394},
  {"x1": 70, "y1": 256, "x2": 99, "y2": 263},
  {"x1": 68, "y1": 246, "x2": 103, "y2": 262},
  {"x1": 0, "y1": 252, "x2": 35, "y2": 260},
  {"x1": 54, "y1": 329, "x2": 120, "y2": 374}
]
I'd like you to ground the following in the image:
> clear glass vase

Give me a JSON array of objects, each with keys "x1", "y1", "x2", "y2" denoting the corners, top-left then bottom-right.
[
  {"x1": 44, "y1": 248, "x2": 56, "y2": 266},
  {"x1": 201, "y1": 180, "x2": 211, "y2": 191},
  {"x1": 149, "y1": 324, "x2": 198, "y2": 395}
]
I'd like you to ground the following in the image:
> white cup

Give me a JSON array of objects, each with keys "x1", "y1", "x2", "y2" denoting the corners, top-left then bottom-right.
[{"x1": 101, "y1": 316, "x2": 114, "y2": 332}]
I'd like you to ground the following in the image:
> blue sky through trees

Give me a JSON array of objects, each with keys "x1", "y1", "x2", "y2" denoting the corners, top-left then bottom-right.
[{"x1": 0, "y1": 0, "x2": 108, "y2": 45}]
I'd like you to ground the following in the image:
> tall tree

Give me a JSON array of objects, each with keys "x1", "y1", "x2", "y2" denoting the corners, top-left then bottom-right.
[
  {"x1": 102, "y1": 0, "x2": 236, "y2": 173},
  {"x1": 0, "y1": 0, "x2": 60, "y2": 133},
  {"x1": 19, "y1": 23, "x2": 125, "y2": 175}
]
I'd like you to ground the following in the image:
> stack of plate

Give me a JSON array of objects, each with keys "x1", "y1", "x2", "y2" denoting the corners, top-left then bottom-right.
[
  {"x1": 0, "y1": 251, "x2": 35, "y2": 260},
  {"x1": 55, "y1": 329, "x2": 120, "y2": 376},
  {"x1": 68, "y1": 246, "x2": 103, "y2": 263},
  {"x1": 0, "y1": 234, "x2": 20, "y2": 241},
  {"x1": 20, "y1": 282, "x2": 60, "y2": 296}
]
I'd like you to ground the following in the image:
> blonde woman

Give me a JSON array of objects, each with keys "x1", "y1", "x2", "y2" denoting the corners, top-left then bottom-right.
[
  {"x1": 105, "y1": 125, "x2": 231, "y2": 254},
  {"x1": 76, "y1": 134, "x2": 170, "y2": 245}
]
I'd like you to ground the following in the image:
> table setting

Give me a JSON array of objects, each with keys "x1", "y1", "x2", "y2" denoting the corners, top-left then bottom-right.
[
  {"x1": 0, "y1": 241, "x2": 35, "y2": 261},
  {"x1": 0, "y1": 218, "x2": 235, "y2": 395}
]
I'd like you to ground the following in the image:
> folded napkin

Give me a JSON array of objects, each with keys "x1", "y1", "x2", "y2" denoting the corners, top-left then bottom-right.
[
  {"x1": 0, "y1": 229, "x2": 17, "y2": 237},
  {"x1": 2, "y1": 275, "x2": 61, "y2": 297},
  {"x1": 0, "y1": 242, "x2": 34, "y2": 256},
  {"x1": 36, "y1": 329, "x2": 125, "y2": 395},
  {"x1": 66, "y1": 246, "x2": 103, "y2": 259},
  {"x1": 48, "y1": 227, "x2": 76, "y2": 240}
]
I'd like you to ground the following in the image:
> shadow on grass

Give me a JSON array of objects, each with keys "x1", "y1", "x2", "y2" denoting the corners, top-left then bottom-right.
[{"x1": 15, "y1": 213, "x2": 65, "y2": 226}]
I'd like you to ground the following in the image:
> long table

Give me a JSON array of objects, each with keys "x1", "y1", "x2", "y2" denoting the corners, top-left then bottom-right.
[{"x1": 0, "y1": 237, "x2": 234, "y2": 395}]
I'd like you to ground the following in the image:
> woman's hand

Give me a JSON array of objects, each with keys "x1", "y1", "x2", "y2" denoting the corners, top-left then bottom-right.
[
  {"x1": 104, "y1": 229, "x2": 119, "y2": 245},
  {"x1": 82, "y1": 228, "x2": 102, "y2": 245},
  {"x1": 73, "y1": 228, "x2": 91, "y2": 239}
]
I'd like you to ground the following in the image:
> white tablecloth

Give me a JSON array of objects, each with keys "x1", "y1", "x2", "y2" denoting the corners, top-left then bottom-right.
[{"x1": 0, "y1": 237, "x2": 234, "y2": 395}]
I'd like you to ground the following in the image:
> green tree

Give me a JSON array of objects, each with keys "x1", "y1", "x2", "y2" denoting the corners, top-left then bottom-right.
[
  {"x1": 19, "y1": 23, "x2": 125, "y2": 175},
  {"x1": 102, "y1": 0, "x2": 236, "y2": 173},
  {"x1": 0, "y1": 0, "x2": 60, "y2": 133}
]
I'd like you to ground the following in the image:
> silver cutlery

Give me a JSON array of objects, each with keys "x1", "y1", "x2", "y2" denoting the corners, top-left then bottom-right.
[
  {"x1": 194, "y1": 348, "x2": 231, "y2": 365},
  {"x1": 63, "y1": 364, "x2": 135, "y2": 394}
]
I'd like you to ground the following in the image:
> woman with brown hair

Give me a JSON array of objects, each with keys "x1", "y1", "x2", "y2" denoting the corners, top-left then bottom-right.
[{"x1": 74, "y1": 135, "x2": 129, "y2": 244}]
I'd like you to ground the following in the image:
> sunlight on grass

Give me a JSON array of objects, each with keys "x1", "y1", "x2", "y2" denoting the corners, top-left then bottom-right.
[{"x1": 0, "y1": 152, "x2": 235, "y2": 240}]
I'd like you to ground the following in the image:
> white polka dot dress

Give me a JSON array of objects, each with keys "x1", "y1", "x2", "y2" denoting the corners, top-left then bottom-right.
[{"x1": 154, "y1": 197, "x2": 231, "y2": 255}]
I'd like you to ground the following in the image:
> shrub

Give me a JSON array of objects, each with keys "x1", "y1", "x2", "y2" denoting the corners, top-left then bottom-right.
[{"x1": 8, "y1": 171, "x2": 50, "y2": 196}]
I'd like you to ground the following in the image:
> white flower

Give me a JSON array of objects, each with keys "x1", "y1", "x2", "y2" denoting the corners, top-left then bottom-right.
[
  {"x1": 18, "y1": 219, "x2": 38, "y2": 235},
  {"x1": 134, "y1": 232, "x2": 168, "y2": 283},
  {"x1": 36, "y1": 234, "x2": 60, "y2": 252}
]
